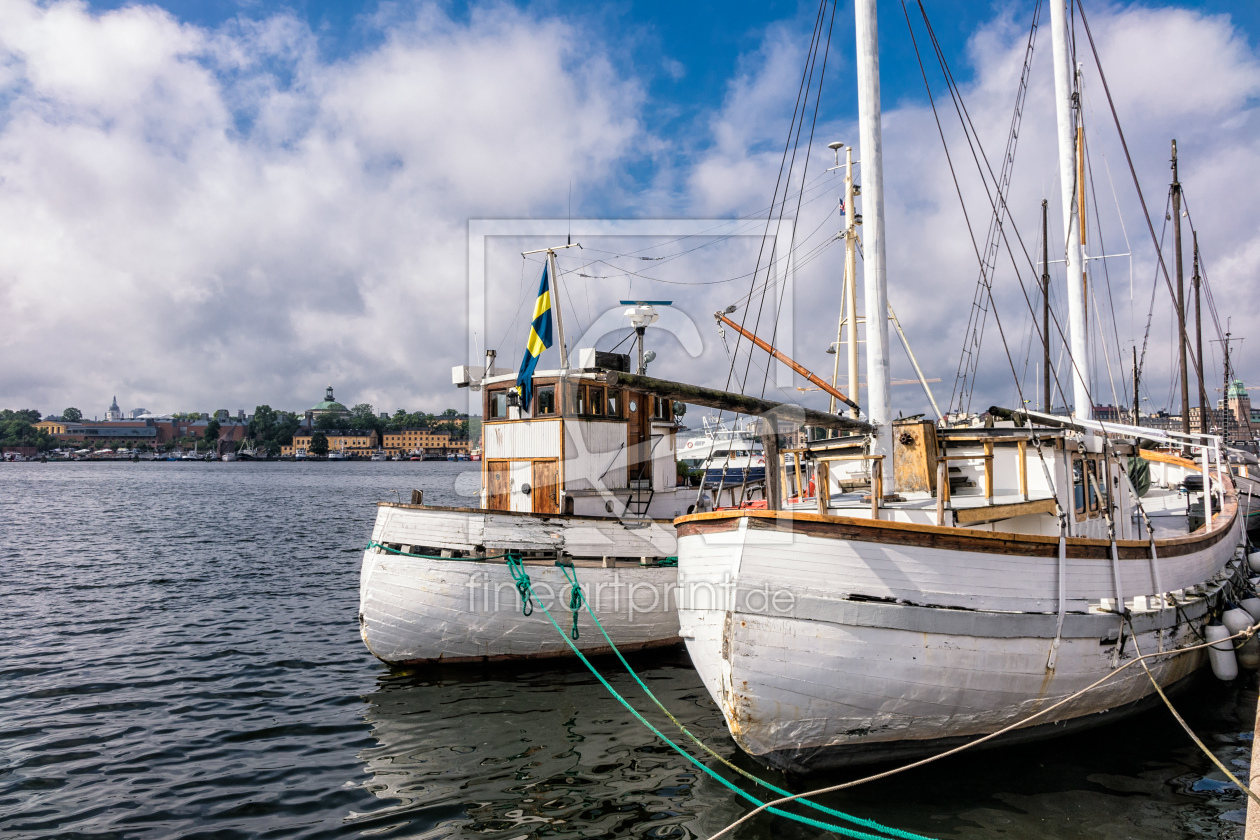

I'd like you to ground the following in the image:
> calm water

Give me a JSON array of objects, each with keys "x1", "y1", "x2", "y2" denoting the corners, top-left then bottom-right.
[{"x1": 0, "y1": 461, "x2": 1255, "y2": 839}]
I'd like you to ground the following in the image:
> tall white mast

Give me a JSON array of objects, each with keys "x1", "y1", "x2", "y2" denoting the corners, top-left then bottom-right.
[
  {"x1": 855, "y1": 0, "x2": 892, "y2": 482},
  {"x1": 1049, "y1": 0, "x2": 1091, "y2": 419}
]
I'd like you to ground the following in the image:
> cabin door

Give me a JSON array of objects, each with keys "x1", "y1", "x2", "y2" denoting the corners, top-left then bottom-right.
[
  {"x1": 486, "y1": 460, "x2": 510, "y2": 511},
  {"x1": 532, "y1": 459, "x2": 559, "y2": 514}
]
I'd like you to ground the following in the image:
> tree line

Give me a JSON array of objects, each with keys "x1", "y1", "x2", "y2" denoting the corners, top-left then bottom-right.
[
  {"x1": 2, "y1": 402, "x2": 478, "y2": 454},
  {"x1": 313, "y1": 404, "x2": 473, "y2": 439}
]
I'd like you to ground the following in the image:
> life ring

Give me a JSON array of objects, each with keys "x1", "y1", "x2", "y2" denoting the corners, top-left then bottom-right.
[{"x1": 686, "y1": 440, "x2": 694, "y2": 448}]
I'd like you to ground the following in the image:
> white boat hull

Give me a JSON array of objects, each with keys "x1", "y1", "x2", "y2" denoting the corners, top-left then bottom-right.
[
  {"x1": 676, "y1": 501, "x2": 1243, "y2": 771},
  {"x1": 360, "y1": 503, "x2": 681, "y2": 663}
]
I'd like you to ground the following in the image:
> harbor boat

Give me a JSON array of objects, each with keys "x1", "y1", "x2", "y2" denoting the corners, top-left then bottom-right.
[
  {"x1": 370, "y1": 450, "x2": 388, "y2": 462},
  {"x1": 670, "y1": 0, "x2": 1249, "y2": 772},
  {"x1": 359, "y1": 259, "x2": 712, "y2": 664},
  {"x1": 678, "y1": 415, "x2": 767, "y2": 504}
]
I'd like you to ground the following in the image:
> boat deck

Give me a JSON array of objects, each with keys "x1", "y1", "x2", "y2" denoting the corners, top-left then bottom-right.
[{"x1": 781, "y1": 483, "x2": 1198, "y2": 540}]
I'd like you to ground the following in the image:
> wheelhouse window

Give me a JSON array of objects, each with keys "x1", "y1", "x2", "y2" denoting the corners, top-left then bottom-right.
[
  {"x1": 573, "y1": 384, "x2": 611, "y2": 417},
  {"x1": 535, "y1": 386, "x2": 555, "y2": 416},
  {"x1": 1086, "y1": 459, "x2": 1101, "y2": 514},
  {"x1": 652, "y1": 397, "x2": 672, "y2": 421},
  {"x1": 1072, "y1": 456, "x2": 1086, "y2": 518},
  {"x1": 489, "y1": 389, "x2": 509, "y2": 419},
  {"x1": 606, "y1": 389, "x2": 622, "y2": 417}
]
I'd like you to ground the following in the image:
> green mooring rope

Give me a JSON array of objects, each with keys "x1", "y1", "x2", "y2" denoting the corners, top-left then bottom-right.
[
  {"x1": 502, "y1": 554, "x2": 933, "y2": 840},
  {"x1": 505, "y1": 552, "x2": 533, "y2": 616},
  {"x1": 557, "y1": 562, "x2": 583, "y2": 640}
]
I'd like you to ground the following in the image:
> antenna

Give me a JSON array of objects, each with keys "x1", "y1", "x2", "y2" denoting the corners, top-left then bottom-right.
[{"x1": 568, "y1": 180, "x2": 572, "y2": 246}]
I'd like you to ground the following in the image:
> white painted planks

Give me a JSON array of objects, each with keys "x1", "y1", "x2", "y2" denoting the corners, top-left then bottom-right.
[{"x1": 360, "y1": 550, "x2": 681, "y2": 662}]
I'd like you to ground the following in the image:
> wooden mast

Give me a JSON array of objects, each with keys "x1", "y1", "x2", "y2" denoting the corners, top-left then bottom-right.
[
  {"x1": 1042, "y1": 199, "x2": 1052, "y2": 412},
  {"x1": 1171, "y1": 139, "x2": 1190, "y2": 436},
  {"x1": 1132, "y1": 346, "x2": 1140, "y2": 425},
  {"x1": 1077, "y1": 122, "x2": 1087, "y2": 340},
  {"x1": 1193, "y1": 232, "x2": 1207, "y2": 434},
  {"x1": 843, "y1": 144, "x2": 860, "y2": 421}
]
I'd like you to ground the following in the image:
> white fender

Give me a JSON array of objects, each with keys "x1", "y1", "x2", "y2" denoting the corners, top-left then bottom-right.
[
  {"x1": 1206, "y1": 622, "x2": 1239, "y2": 681},
  {"x1": 1222, "y1": 608, "x2": 1260, "y2": 670},
  {"x1": 1239, "y1": 598, "x2": 1260, "y2": 625}
]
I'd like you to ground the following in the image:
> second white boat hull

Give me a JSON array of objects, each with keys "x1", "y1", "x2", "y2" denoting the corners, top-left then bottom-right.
[
  {"x1": 360, "y1": 502, "x2": 682, "y2": 664},
  {"x1": 676, "y1": 502, "x2": 1243, "y2": 771},
  {"x1": 361, "y1": 550, "x2": 680, "y2": 663}
]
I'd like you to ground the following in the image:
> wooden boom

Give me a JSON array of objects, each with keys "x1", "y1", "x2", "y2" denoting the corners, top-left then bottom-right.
[
  {"x1": 604, "y1": 371, "x2": 874, "y2": 434},
  {"x1": 716, "y1": 312, "x2": 861, "y2": 413}
]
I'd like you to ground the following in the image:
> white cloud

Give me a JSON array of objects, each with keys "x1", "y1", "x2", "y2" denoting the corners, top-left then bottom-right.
[
  {"x1": 0, "y1": 0, "x2": 1257, "y2": 425},
  {"x1": 679, "y1": 1, "x2": 1260, "y2": 419},
  {"x1": 0, "y1": 0, "x2": 642, "y2": 416}
]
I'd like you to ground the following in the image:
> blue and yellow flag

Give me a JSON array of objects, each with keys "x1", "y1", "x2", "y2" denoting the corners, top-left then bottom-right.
[{"x1": 515, "y1": 262, "x2": 554, "y2": 406}]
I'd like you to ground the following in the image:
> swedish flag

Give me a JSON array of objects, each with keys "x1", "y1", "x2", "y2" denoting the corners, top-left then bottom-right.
[{"x1": 515, "y1": 262, "x2": 554, "y2": 407}]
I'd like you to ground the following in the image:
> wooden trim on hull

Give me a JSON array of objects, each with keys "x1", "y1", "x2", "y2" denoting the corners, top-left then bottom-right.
[
  {"x1": 370, "y1": 637, "x2": 684, "y2": 667},
  {"x1": 675, "y1": 494, "x2": 1238, "y2": 561},
  {"x1": 752, "y1": 669, "x2": 1204, "y2": 774}
]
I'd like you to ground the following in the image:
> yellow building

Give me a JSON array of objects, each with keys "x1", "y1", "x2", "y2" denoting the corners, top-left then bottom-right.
[
  {"x1": 35, "y1": 420, "x2": 68, "y2": 435},
  {"x1": 283, "y1": 429, "x2": 379, "y2": 458},
  {"x1": 381, "y1": 428, "x2": 452, "y2": 457}
]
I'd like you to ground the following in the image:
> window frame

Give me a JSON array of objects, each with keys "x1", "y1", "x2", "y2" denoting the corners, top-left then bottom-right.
[
  {"x1": 535, "y1": 385, "x2": 556, "y2": 416},
  {"x1": 1072, "y1": 455, "x2": 1086, "y2": 519},
  {"x1": 488, "y1": 389, "x2": 509, "y2": 420}
]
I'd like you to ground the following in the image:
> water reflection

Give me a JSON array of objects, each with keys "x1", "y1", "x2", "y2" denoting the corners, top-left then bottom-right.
[
  {"x1": 355, "y1": 658, "x2": 1256, "y2": 840},
  {"x1": 354, "y1": 649, "x2": 765, "y2": 839}
]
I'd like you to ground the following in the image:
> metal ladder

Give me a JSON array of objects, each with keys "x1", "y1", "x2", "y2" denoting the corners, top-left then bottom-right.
[{"x1": 625, "y1": 479, "x2": 654, "y2": 518}]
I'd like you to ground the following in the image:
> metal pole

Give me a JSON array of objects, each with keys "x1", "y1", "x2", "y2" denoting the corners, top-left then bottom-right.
[
  {"x1": 1050, "y1": 0, "x2": 1091, "y2": 419},
  {"x1": 1224, "y1": 332, "x2": 1234, "y2": 442},
  {"x1": 1042, "y1": 198, "x2": 1052, "y2": 412},
  {"x1": 855, "y1": 0, "x2": 892, "y2": 483},
  {"x1": 845, "y1": 145, "x2": 860, "y2": 421},
  {"x1": 1172, "y1": 140, "x2": 1189, "y2": 436},
  {"x1": 889, "y1": 303, "x2": 942, "y2": 419},
  {"x1": 547, "y1": 249, "x2": 570, "y2": 371},
  {"x1": 1078, "y1": 117, "x2": 1087, "y2": 339},
  {"x1": 829, "y1": 271, "x2": 844, "y2": 415},
  {"x1": 1193, "y1": 232, "x2": 1207, "y2": 434},
  {"x1": 1132, "y1": 345, "x2": 1140, "y2": 426}
]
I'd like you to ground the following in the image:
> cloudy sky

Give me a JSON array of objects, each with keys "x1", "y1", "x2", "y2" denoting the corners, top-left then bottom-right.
[{"x1": 1, "y1": 0, "x2": 1257, "y2": 422}]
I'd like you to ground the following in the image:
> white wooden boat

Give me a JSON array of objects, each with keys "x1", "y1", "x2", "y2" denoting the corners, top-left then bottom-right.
[
  {"x1": 675, "y1": 416, "x2": 1243, "y2": 770},
  {"x1": 360, "y1": 282, "x2": 707, "y2": 664},
  {"x1": 667, "y1": 0, "x2": 1250, "y2": 773}
]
